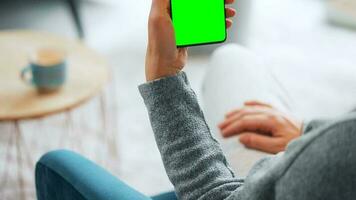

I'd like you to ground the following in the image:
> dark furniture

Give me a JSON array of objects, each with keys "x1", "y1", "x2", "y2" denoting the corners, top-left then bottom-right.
[
  {"x1": 0, "y1": 0, "x2": 85, "y2": 39},
  {"x1": 66, "y1": 0, "x2": 85, "y2": 39}
]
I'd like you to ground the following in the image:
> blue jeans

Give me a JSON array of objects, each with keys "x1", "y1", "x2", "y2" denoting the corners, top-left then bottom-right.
[{"x1": 35, "y1": 150, "x2": 177, "y2": 200}]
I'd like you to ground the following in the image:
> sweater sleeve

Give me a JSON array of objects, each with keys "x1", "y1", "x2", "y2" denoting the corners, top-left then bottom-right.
[
  {"x1": 139, "y1": 72, "x2": 243, "y2": 200},
  {"x1": 303, "y1": 109, "x2": 356, "y2": 134},
  {"x1": 302, "y1": 119, "x2": 331, "y2": 135}
]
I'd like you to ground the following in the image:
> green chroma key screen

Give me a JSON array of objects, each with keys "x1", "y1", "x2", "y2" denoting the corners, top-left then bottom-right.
[{"x1": 171, "y1": 0, "x2": 226, "y2": 47}]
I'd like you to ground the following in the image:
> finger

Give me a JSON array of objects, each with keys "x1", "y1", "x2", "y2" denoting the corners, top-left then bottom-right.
[
  {"x1": 219, "y1": 107, "x2": 263, "y2": 129},
  {"x1": 221, "y1": 114, "x2": 276, "y2": 138},
  {"x1": 178, "y1": 47, "x2": 188, "y2": 53},
  {"x1": 226, "y1": 101, "x2": 272, "y2": 118},
  {"x1": 244, "y1": 100, "x2": 273, "y2": 108},
  {"x1": 220, "y1": 106, "x2": 273, "y2": 129},
  {"x1": 225, "y1": 0, "x2": 235, "y2": 5},
  {"x1": 225, "y1": 7, "x2": 236, "y2": 18},
  {"x1": 239, "y1": 132, "x2": 283, "y2": 154},
  {"x1": 225, "y1": 108, "x2": 242, "y2": 118},
  {"x1": 226, "y1": 19, "x2": 233, "y2": 29}
]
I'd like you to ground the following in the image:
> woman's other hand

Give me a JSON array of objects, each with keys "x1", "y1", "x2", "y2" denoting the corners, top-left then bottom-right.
[{"x1": 219, "y1": 101, "x2": 302, "y2": 154}]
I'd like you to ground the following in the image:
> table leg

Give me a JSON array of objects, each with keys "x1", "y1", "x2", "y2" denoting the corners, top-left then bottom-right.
[
  {"x1": 100, "y1": 95, "x2": 120, "y2": 166},
  {"x1": 15, "y1": 121, "x2": 26, "y2": 200}
]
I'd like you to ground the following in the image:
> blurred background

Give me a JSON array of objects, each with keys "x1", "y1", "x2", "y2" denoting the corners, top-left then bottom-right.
[{"x1": 1, "y1": 0, "x2": 356, "y2": 199}]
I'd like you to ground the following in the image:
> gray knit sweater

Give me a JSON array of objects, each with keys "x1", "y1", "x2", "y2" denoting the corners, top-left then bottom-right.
[{"x1": 139, "y1": 72, "x2": 356, "y2": 200}]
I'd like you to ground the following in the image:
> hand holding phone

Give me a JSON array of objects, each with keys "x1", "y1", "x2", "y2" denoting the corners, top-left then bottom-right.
[{"x1": 145, "y1": 0, "x2": 235, "y2": 81}]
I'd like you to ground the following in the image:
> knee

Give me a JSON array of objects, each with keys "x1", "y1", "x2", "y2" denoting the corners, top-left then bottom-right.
[
  {"x1": 35, "y1": 150, "x2": 88, "y2": 200},
  {"x1": 35, "y1": 149, "x2": 74, "y2": 183},
  {"x1": 209, "y1": 44, "x2": 262, "y2": 76},
  {"x1": 35, "y1": 149, "x2": 79, "y2": 183},
  {"x1": 36, "y1": 149, "x2": 77, "y2": 174},
  {"x1": 35, "y1": 161, "x2": 48, "y2": 200},
  {"x1": 35, "y1": 150, "x2": 68, "y2": 200},
  {"x1": 212, "y1": 44, "x2": 251, "y2": 58}
]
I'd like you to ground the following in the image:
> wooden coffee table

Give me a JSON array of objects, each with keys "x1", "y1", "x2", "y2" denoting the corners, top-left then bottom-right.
[
  {"x1": 0, "y1": 31, "x2": 109, "y2": 120},
  {"x1": 0, "y1": 31, "x2": 119, "y2": 200}
]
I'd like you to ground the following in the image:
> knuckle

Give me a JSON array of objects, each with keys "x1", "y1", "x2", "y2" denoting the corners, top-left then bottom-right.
[
  {"x1": 276, "y1": 143, "x2": 286, "y2": 152},
  {"x1": 238, "y1": 119, "x2": 247, "y2": 127},
  {"x1": 267, "y1": 114, "x2": 279, "y2": 123},
  {"x1": 149, "y1": 15, "x2": 160, "y2": 25},
  {"x1": 238, "y1": 109, "x2": 248, "y2": 117},
  {"x1": 275, "y1": 116, "x2": 285, "y2": 124},
  {"x1": 235, "y1": 110, "x2": 247, "y2": 120},
  {"x1": 149, "y1": 15, "x2": 169, "y2": 27},
  {"x1": 276, "y1": 140, "x2": 287, "y2": 151},
  {"x1": 234, "y1": 108, "x2": 244, "y2": 114}
]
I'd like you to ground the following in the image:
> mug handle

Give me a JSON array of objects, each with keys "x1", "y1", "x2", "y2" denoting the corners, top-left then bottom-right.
[{"x1": 20, "y1": 66, "x2": 33, "y2": 85}]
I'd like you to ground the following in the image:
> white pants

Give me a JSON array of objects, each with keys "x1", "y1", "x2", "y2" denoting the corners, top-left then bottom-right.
[{"x1": 202, "y1": 44, "x2": 356, "y2": 177}]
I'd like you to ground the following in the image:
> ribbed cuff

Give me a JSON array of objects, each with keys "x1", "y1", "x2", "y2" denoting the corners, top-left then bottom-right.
[{"x1": 138, "y1": 71, "x2": 189, "y2": 102}]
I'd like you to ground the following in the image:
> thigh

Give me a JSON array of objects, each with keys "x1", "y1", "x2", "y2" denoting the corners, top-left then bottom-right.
[
  {"x1": 36, "y1": 162, "x2": 87, "y2": 200},
  {"x1": 151, "y1": 191, "x2": 177, "y2": 200},
  {"x1": 203, "y1": 44, "x2": 291, "y2": 139},
  {"x1": 202, "y1": 44, "x2": 292, "y2": 176},
  {"x1": 36, "y1": 150, "x2": 151, "y2": 200}
]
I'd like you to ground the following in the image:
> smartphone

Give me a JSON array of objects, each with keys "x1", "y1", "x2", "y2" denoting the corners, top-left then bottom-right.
[{"x1": 170, "y1": 0, "x2": 226, "y2": 47}]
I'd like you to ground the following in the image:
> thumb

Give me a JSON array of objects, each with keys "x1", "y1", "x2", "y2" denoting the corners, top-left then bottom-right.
[{"x1": 239, "y1": 132, "x2": 282, "y2": 154}]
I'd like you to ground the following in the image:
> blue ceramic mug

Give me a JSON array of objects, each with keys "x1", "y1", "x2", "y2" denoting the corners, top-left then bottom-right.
[{"x1": 21, "y1": 48, "x2": 67, "y2": 92}]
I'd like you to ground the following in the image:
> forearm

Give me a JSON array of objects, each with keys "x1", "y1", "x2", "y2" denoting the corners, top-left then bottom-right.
[{"x1": 139, "y1": 72, "x2": 243, "y2": 200}]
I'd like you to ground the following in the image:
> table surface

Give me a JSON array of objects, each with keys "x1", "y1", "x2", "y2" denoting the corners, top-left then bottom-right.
[
  {"x1": 0, "y1": 31, "x2": 109, "y2": 120},
  {"x1": 0, "y1": 31, "x2": 118, "y2": 200}
]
